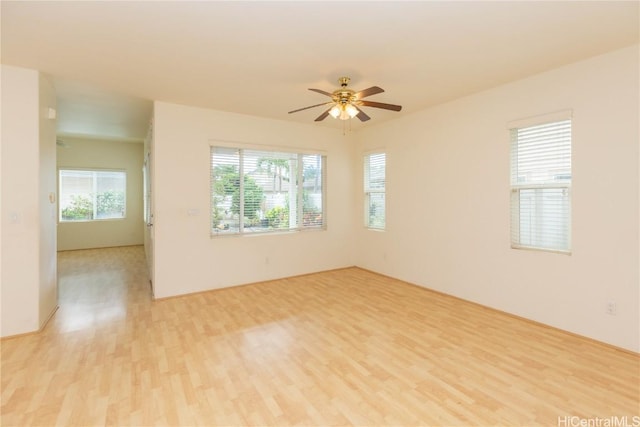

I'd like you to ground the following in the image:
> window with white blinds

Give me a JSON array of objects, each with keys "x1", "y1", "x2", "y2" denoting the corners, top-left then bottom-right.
[
  {"x1": 510, "y1": 118, "x2": 571, "y2": 253},
  {"x1": 210, "y1": 147, "x2": 325, "y2": 236},
  {"x1": 59, "y1": 170, "x2": 127, "y2": 222},
  {"x1": 364, "y1": 152, "x2": 386, "y2": 230}
]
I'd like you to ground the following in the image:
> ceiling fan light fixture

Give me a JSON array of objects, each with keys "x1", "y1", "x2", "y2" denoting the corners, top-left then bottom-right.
[
  {"x1": 339, "y1": 109, "x2": 351, "y2": 120},
  {"x1": 329, "y1": 105, "x2": 341, "y2": 118},
  {"x1": 329, "y1": 103, "x2": 358, "y2": 120},
  {"x1": 345, "y1": 103, "x2": 358, "y2": 118}
]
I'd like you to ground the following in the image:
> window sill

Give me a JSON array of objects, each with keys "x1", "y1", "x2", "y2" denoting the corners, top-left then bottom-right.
[
  {"x1": 59, "y1": 218, "x2": 127, "y2": 224},
  {"x1": 210, "y1": 227, "x2": 326, "y2": 238},
  {"x1": 511, "y1": 244, "x2": 571, "y2": 255}
]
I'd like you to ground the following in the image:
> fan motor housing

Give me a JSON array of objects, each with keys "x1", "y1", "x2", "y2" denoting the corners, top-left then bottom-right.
[{"x1": 333, "y1": 89, "x2": 357, "y2": 105}]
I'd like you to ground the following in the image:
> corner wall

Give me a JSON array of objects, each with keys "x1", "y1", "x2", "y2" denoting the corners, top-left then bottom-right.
[
  {"x1": 1, "y1": 66, "x2": 40, "y2": 336},
  {"x1": 1, "y1": 65, "x2": 58, "y2": 337},
  {"x1": 355, "y1": 45, "x2": 639, "y2": 352},
  {"x1": 38, "y1": 73, "x2": 58, "y2": 325}
]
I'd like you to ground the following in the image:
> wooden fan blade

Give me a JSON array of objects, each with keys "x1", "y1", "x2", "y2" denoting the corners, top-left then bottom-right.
[
  {"x1": 288, "y1": 102, "x2": 333, "y2": 114},
  {"x1": 360, "y1": 100, "x2": 402, "y2": 111},
  {"x1": 354, "y1": 106, "x2": 371, "y2": 122},
  {"x1": 355, "y1": 86, "x2": 384, "y2": 99},
  {"x1": 308, "y1": 88, "x2": 333, "y2": 97},
  {"x1": 314, "y1": 108, "x2": 331, "y2": 122}
]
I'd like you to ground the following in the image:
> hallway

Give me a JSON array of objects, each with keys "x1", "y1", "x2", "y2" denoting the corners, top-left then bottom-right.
[{"x1": 55, "y1": 246, "x2": 151, "y2": 333}]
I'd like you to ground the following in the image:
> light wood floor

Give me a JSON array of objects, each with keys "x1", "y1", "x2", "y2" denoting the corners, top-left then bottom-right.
[{"x1": 1, "y1": 246, "x2": 638, "y2": 426}]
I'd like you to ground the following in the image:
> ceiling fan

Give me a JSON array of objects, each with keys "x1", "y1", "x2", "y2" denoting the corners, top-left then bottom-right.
[{"x1": 288, "y1": 77, "x2": 402, "y2": 122}]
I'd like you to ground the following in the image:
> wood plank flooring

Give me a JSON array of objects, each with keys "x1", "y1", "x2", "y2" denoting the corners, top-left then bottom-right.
[{"x1": 1, "y1": 245, "x2": 638, "y2": 426}]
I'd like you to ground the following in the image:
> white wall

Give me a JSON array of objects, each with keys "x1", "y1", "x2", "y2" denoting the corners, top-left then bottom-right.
[
  {"x1": 1, "y1": 66, "x2": 40, "y2": 336},
  {"x1": 57, "y1": 137, "x2": 144, "y2": 251},
  {"x1": 1, "y1": 65, "x2": 58, "y2": 337},
  {"x1": 355, "y1": 45, "x2": 639, "y2": 352},
  {"x1": 152, "y1": 102, "x2": 356, "y2": 298}
]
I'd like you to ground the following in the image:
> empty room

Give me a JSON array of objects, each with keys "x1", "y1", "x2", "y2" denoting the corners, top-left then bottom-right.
[{"x1": 1, "y1": 1, "x2": 638, "y2": 426}]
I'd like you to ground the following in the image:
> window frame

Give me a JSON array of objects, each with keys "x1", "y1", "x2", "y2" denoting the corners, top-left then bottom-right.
[
  {"x1": 364, "y1": 151, "x2": 386, "y2": 231},
  {"x1": 509, "y1": 112, "x2": 572, "y2": 254},
  {"x1": 210, "y1": 145, "x2": 326, "y2": 237},
  {"x1": 58, "y1": 168, "x2": 127, "y2": 223}
]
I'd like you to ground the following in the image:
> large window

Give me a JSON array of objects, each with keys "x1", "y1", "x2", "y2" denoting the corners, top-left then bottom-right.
[
  {"x1": 364, "y1": 152, "x2": 386, "y2": 230},
  {"x1": 59, "y1": 170, "x2": 127, "y2": 222},
  {"x1": 510, "y1": 117, "x2": 571, "y2": 253},
  {"x1": 210, "y1": 147, "x2": 325, "y2": 236}
]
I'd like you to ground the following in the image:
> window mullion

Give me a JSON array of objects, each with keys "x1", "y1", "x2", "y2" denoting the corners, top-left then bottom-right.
[
  {"x1": 296, "y1": 155, "x2": 303, "y2": 230},
  {"x1": 239, "y1": 149, "x2": 244, "y2": 233},
  {"x1": 92, "y1": 171, "x2": 98, "y2": 220}
]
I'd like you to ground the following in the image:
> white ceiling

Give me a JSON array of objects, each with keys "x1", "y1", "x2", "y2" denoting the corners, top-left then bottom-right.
[{"x1": 2, "y1": 1, "x2": 638, "y2": 141}]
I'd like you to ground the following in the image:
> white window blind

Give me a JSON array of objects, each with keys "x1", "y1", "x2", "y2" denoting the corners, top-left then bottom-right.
[
  {"x1": 59, "y1": 170, "x2": 127, "y2": 222},
  {"x1": 510, "y1": 118, "x2": 571, "y2": 252},
  {"x1": 364, "y1": 152, "x2": 386, "y2": 230},
  {"x1": 210, "y1": 147, "x2": 325, "y2": 236}
]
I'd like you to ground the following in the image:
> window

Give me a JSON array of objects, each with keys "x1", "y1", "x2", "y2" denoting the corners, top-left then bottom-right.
[
  {"x1": 510, "y1": 117, "x2": 571, "y2": 253},
  {"x1": 364, "y1": 152, "x2": 386, "y2": 230},
  {"x1": 210, "y1": 147, "x2": 325, "y2": 236},
  {"x1": 59, "y1": 170, "x2": 127, "y2": 222}
]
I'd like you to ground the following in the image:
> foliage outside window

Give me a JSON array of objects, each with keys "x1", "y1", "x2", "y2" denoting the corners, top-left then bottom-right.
[
  {"x1": 510, "y1": 117, "x2": 571, "y2": 253},
  {"x1": 364, "y1": 152, "x2": 386, "y2": 230},
  {"x1": 59, "y1": 170, "x2": 126, "y2": 222},
  {"x1": 210, "y1": 147, "x2": 325, "y2": 236}
]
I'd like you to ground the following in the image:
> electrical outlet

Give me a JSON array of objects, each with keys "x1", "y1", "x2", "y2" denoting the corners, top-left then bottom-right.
[{"x1": 606, "y1": 301, "x2": 617, "y2": 316}]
